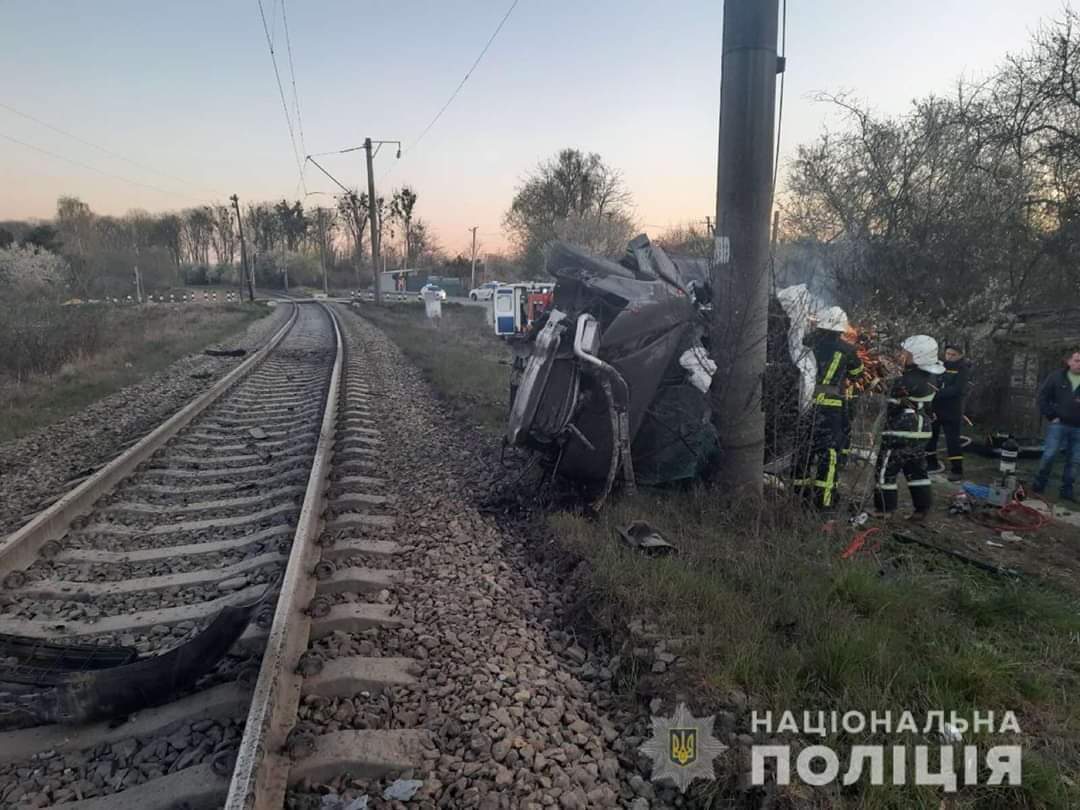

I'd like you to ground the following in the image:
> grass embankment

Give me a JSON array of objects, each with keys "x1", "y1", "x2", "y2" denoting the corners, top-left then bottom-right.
[
  {"x1": 0, "y1": 302, "x2": 269, "y2": 442},
  {"x1": 355, "y1": 301, "x2": 509, "y2": 432},
  {"x1": 361, "y1": 302, "x2": 1080, "y2": 808}
]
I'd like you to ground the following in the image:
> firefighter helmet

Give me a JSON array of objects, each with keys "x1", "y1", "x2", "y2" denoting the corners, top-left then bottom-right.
[
  {"x1": 816, "y1": 306, "x2": 850, "y2": 333},
  {"x1": 901, "y1": 335, "x2": 946, "y2": 375}
]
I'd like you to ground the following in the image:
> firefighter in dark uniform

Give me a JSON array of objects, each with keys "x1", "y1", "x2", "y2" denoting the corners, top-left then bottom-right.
[
  {"x1": 875, "y1": 335, "x2": 944, "y2": 520},
  {"x1": 795, "y1": 307, "x2": 864, "y2": 509},
  {"x1": 925, "y1": 343, "x2": 971, "y2": 481}
]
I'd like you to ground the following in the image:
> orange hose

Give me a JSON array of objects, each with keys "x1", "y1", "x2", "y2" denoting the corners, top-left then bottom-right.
[{"x1": 841, "y1": 527, "x2": 882, "y2": 559}]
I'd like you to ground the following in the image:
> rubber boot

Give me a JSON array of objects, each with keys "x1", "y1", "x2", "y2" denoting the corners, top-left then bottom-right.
[
  {"x1": 910, "y1": 483, "x2": 932, "y2": 515},
  {"x1": 874, "y1": 488, "x2": 898, "y2": 514},
  {"x1": 947, "y1": 456, "x2": 964, "y2": 482}
]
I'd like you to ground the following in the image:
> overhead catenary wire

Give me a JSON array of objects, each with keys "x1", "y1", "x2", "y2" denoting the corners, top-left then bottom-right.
[
  {"x1": 0, "y1": 101, "x2": 225, "y2": 197},
  {"x1": 377, "y1": 0, "x2": 520, "y2": 190},
  {"x1": 281, "y1": 0, "x2": 306, "y2": 159},
  {"x1": 0, "y1": 130, "x2": 211, "y2": 203},
  {"x1": 257, "y1": 0, "x2": 307, "y2": 196},
  {"x1": 771, "y1": 0, "x2": 787, "y2": 201},
  {"x1": 407, "y1": 0, "x2": 520, "y2": 154}
]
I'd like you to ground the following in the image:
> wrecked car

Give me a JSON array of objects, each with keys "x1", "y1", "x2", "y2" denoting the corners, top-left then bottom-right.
[{"x1": 503, "y1": 236, "x2": 802, "y2": 505}]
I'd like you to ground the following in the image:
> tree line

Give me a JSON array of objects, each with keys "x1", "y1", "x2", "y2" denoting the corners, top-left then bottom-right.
[{"x1": 0, "y1": 185, "x2": 440, "y2": 298}]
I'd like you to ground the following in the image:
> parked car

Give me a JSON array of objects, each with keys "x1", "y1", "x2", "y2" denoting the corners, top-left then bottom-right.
[
  {"x1": 418, "y1": 283, "x2": 447, "y2": 301},
  {"x1": 469, "y1": 281, "x2": 501, "y2": 301}
]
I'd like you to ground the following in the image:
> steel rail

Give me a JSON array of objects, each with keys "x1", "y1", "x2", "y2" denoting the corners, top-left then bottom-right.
[
  {"x1": 0, "y1": 303, "x2": 301, "y2": 583},
  {"x1": 224, "y1": 303, "x2": 343, "y2": 810}
]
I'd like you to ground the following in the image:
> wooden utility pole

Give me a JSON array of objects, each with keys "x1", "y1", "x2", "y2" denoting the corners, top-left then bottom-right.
[
  {"x1": 711, "y1": 0, "x2": 781, "y2": 496},
  {"x1": 317, "y1": 208, "x2": 329, "y2": 295},
  {"x1": 231, "y1": 194, "x2": 254, "y2": 302},
  {"x1": 469, "y1": 226, "x2": 479, "y2": 292},
  {"x1": 364, "y1": 138, "x2": 382, "y2": 305}
]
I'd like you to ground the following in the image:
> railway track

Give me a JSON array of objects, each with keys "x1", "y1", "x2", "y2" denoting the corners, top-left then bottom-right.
[{"x1": 0, "y1": 302, "x2": 423, "y2": 809}]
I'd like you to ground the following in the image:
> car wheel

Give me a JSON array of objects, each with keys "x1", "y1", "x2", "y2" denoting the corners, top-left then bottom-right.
[{"x1": 470, "y1": 293, "x2": 477, "y2": 301}]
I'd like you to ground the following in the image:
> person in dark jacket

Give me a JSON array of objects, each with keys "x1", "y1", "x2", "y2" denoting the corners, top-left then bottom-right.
[
  {"x1": 925, "y1": 344, "x2": 972, "y2": 481},
  {"x1": 1033, "y1": 348, "x2": 1080, "y2": 500},
  {"x1": 793, "y1": 307, "x2": 864, "y2": 509},
  {"x1": 874, "y1": 335, "x2": 943, "y2": 520}
]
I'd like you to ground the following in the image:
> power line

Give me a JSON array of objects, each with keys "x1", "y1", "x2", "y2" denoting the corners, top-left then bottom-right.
[
  {"x1": 0, "y1": 130, "x2": 209, "y2": 202},
  {"x1": 281, "y1": 0, "x2": 306, "y2": 159},
  {"x1": 257, "y1": 0, "x2": 307, "y2": 195},
  {"x1": 0, "y1": 101, "x2": 224, "y2": 196},
  {"x1": 406, "y1": 0, "x2": 520, "y2": 155},
  {"x1": 771, "y1": 0, "x2": 787, "y2": 200}
]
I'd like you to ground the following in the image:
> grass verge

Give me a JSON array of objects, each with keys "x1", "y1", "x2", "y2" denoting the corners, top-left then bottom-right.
[
  {"x1": 0, "y1": 302, "x2": 269, "y2": 442},
  {"x1": 354, "y1": 301, "x2": 509, "y2": 432},
  {"x1": 359, "y1": 301, "x2": 1080, "y2": 808}
]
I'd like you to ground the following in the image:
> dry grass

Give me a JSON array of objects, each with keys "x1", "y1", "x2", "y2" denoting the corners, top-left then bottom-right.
[
  {"x1": 0, "y1": 302, "x2": 269, "y2": 442},
  {"x1": 353, "y1": 301, "x2": 509, "y2": 432}
]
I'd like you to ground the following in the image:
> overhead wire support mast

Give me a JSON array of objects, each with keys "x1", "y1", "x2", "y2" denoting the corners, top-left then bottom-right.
[{"x1": 305, "y1": 140, "x2": 400, "y2": 305}]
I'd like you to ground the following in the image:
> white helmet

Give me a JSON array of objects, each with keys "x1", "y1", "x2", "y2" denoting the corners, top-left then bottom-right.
[
  {"x1": 901, "y1": 335, "x2": 946, "y2": 375},
  {"x1": 816, "y1": 306, "x2": 850, "y2": 333}
]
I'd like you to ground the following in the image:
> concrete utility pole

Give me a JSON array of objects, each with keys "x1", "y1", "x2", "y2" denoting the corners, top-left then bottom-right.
[
  {"x1": 469, "y1": 226, "x2": 478, "y2": 291},
  {"x1": 364, "y1": 138, "x2": 382, "y2": 306},
  {"x1": 231, "y1": 194, "x2": 254, "y2": 302},
  {"x1": 711, "y1": 0, "x2": 781, "y2": 496}
]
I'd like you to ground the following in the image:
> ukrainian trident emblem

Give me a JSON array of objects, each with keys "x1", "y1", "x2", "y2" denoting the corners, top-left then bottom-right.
[{"x1": 640, "y1": 703, "x2": 727, "y2": 793}]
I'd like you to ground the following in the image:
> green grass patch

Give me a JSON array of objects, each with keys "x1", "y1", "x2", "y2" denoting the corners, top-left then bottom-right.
[{"x1": 0, "y1": 302, "x2": 269, "y2": 442}]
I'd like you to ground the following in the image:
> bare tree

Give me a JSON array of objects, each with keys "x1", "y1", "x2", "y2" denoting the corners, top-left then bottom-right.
[
  {"x1": 390, "y1": 186, "x2": 418, "y2": 266},
  {"x1": 503, "y1": 148, "x2": 634, "y2": 271},
  {"x1": 211, "y1": 205, "x2": 237, "y2": 266}
]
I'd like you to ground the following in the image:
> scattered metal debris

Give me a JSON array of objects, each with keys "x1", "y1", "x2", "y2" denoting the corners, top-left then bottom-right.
[
  {"x1": 0, "y1": 587, "x2": 271, "y2": 727},
  {"x1": 321, "y1": 794, "x2": 368, "y2": 810},
  {"x1": 383, "y1": 779, "x2": 424, "y2": 801},
  {"x1": 617, "y1": 521, "x2": 677, "y2": 556}
]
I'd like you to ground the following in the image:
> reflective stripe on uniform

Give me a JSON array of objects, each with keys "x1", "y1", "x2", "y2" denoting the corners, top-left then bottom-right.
[
  {"x1": 815, "y1": 449, "x2": 838, "y2": 506},
  {"x1": 876, "y1": 483, "x2": 899, "y2": 491},
  {"x1": 878, "y1": 450, "x2": 892, "y2": 488},
  {"x1": 882, "y1": 430, "x2": 933, "y2": 439},
  {"x1": 908, "y1": 479, "x2": 932, "y2": 487},
  {"x1": 814, "y1": 393, "x2": 844, "y2": 407},
  {"x1": 908, "y1": 393, "x2": 935, "y2": 403},
  {"x1": 821, "y1": 351, "x2": 843, "y2": 385},
  {"x1": 947, "y1": 455, "x2": 964, "y2": 461},
  {"x1": 848, "y1": 363, "x2": 864, "y2": 377}
]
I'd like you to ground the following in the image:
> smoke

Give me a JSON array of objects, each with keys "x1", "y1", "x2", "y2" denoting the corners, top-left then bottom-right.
[{"x1": 777, "y1": 283, "x2": 827, "y2": 413}]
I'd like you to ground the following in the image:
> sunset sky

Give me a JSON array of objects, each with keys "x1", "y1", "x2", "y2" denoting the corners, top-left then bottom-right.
[{"x1": 0, "y1": 0, "x2": 1068, "y2": 257}]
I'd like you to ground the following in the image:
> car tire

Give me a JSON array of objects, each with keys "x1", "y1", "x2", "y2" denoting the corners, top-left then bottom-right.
[{"x1": 470, "y1": 293, "x2": 477, "y2": 301}]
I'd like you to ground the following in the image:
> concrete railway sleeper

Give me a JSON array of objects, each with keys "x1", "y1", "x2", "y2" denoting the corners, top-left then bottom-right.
[{"x1": 0, "y1": 302, "x2": 361, "y2": 808}]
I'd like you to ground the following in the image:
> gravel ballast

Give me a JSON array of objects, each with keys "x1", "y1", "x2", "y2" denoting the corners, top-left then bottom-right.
[{"x1": 284, "y1": 307, "x2": 735, "y2": 810}]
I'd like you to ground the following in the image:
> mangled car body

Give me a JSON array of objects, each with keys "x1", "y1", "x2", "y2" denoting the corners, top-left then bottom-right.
[
  {"x1": 504, "y1": 236, "x2": 801, "y2": 504},
  {"x1": 505, "y1": 237, "x2": 723, "y2": 504}
]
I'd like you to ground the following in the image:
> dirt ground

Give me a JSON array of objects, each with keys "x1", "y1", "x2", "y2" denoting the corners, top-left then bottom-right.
[{"x1": 842, "y1": 444, "x2": 1080, "y2": 595}]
